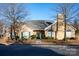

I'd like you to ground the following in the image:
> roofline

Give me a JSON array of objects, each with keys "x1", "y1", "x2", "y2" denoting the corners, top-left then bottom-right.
[
  {"x1": 45, "y1": 21, "x2": 76, "y2": 31},
  {"x1": 67, "y1": 24, "x2": 76, "y2": 30},
  {"x1": 33, "y1": 29, "x2": 44, "y2": 31},
  {"x1": 44, "y1": 21, "x2": 56, "y2": 30}
]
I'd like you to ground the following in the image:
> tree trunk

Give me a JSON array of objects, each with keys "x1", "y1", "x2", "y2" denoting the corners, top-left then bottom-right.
[
  {"x1": 14, "y1": 29, "x2": 16, "y2": 40},
  {"x1": 55, "y1": 15, "x2": 58, "y2": 40},
  {"x1": 55, "y1": 31, "x2": 57, "y2": 40},
  {"x1": 13, "y1": 20, "x2": 17, "y2": 41},
  {"x1": 51, "y1": 25, "x2": 52, "y2": 39},
  {"x1": 64, "y1": 15, "x2": 66, "y2": 41},
  {"x1": 10, "y1": 25, "x2": 13, "y2": 40},
  {"x1": 55, "y1": 29, "x2": 57, "y2": 40}
]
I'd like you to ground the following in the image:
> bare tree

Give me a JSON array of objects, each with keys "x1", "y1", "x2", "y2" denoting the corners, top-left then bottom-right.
[
  {"x1": 0, "y1": 3, "x2": 28, "y2": 40},
  {"x1": 73, "y1": 19, "x2": 79, "y2": 30},
  {"x1": 0, "y1": 20, "x2": 4, "y2": 38},
  {"x1": 52, "y1": 3, "x2": 79, "y2": 40}
]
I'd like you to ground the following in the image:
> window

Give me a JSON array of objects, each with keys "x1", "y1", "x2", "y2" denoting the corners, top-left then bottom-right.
[
  {"x1": 48, "y1": 31, "x2": 55, "y2": 37},
  {"x1": 66, "y1": 32, "x2": 71, "y2": 38},
  {"x1": 23, "y1": 32, "x2": 31, "y2": 38},
  {"x1": 48, "y1": 32, "x2": 52, "y2": 37}
]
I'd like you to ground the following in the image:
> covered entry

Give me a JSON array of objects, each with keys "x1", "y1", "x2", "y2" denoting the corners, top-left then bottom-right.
[{"x1": 34, "y1": 30, "x2": 45, "y2": 39}]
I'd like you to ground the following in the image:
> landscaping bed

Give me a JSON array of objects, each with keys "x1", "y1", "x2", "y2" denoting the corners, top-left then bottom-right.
[
  {"x1": 1, "y1": 38, "x2": 79, "y2": 46},
  {"x1": 41, "y1": 39, "x2": 79, "y2": 45},
  {"x1": 12, "y1": 39, "x2": 79, "y2": 45}
]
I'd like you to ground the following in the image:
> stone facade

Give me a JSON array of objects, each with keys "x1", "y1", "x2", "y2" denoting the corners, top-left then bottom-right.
[
  {"x1": 45, "y1": 14, "x2": 76, "y2": 40},
  {"x1": 57, "y1": 14, "x2": 65, "y2": 40}
]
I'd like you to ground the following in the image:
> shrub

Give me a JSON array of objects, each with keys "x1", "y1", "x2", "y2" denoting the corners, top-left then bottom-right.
[
  {"x1": 36, "y1": 36, "x2": 40, "y2": 39},
  {"x1": 44, "y1": 37, "x2": 54, "y2": 39},
  {"x1": 76, "y1": 30, "x2": 79, "y2": 34},
  {"x1": 70, "y1": 37, "x2": 75, "y2": 40},
  {"x1": 30, "y1": 35, "x2": 36, "y2": 39},
  {"x1": 15, "y1": 36, "x2": 19, "y2": 40},
  {"x1": 66, "y1": 37, "x2": 75, "y2": 40}
]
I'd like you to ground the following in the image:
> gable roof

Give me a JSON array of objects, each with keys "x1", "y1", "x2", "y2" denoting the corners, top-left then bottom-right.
[
  {"x1": 45, "y1": 21, "x2": 56, "y2": 30},
  {"x1": 25, "y1": 20, "x2": 52, "y2": 30},
  {"x1": 45, "y1": 21, "x2": 76, "y2": 31}
]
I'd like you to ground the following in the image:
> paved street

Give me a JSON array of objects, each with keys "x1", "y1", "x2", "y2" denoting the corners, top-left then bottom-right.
[
  {"x1": 0, "y1": 44, "x2": 64, "y2": 56},
  {"x1": 32, "y1": 44, "x2": 79, "y2": 56},
  {"x1": 0, "y1": 43, "x2": 79, "y2": 56},
  {"x1": 0, "y1": 39, "x2": 79, "y2": 56}
]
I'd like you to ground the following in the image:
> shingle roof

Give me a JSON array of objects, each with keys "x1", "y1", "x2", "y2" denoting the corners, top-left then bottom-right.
[
  {"x1": 45, "y1": 21, "x2": 76, "y2": 31},
  {"x1": 25, "y1": 20, "x2": 52, "y2": 30}
]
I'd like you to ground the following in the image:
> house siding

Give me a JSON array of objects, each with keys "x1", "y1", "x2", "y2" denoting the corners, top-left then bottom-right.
[
  {"x1": 45, "y1": 31, "x2": 75, "y2": 39},
  {"x1": 45, "y1": 31, "x2": 55, "y2": 37},
  {"x1": 45, "y1": 14, "x2": 76, "y2": 40}
]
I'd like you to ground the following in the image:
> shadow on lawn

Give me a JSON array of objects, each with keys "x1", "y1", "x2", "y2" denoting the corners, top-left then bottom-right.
[{"x1": 0, "y1": 44, "x2": 64, "y2": 56}]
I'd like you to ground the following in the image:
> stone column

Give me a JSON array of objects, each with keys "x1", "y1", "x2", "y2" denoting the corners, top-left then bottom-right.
[{"x1": 56, "y1": 14, "x2": 65, "y2": 40}]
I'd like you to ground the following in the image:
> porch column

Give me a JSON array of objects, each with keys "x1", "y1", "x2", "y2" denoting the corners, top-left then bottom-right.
[
  {"x1": 29, "y1": 32, "x2": 31, "y2": 38},
  {"x1": 21, "y1": 32, "x2": 23, "y2": 40},
  {"x1": 39, "y1": 33, "x2": 42, "y2": 39}
]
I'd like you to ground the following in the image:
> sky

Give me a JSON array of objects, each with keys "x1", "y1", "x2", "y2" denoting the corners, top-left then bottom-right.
[
  {"x1": 0, "y1": 3, "x2": 79, "y2": 23},
  {"x1": 24, "y1": 3, "x2": 79, "y2": 22},
  {"x1": 0, "y1": 3, "x2": 58, "y2": 26},
  {"x1": 0, "y1": 3, "x2": 58, "y2": 21},
  {"x1": 26, "y1": 3, "x2": 57, "y2": 20}
]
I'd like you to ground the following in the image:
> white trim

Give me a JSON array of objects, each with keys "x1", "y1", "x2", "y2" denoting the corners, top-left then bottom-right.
[
  {"x1": 45, "y1": 21, "x2": 57, "y2": 30},
  {"x1": 45, "y1": 21, "x2": 76, "y2": 31}
]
